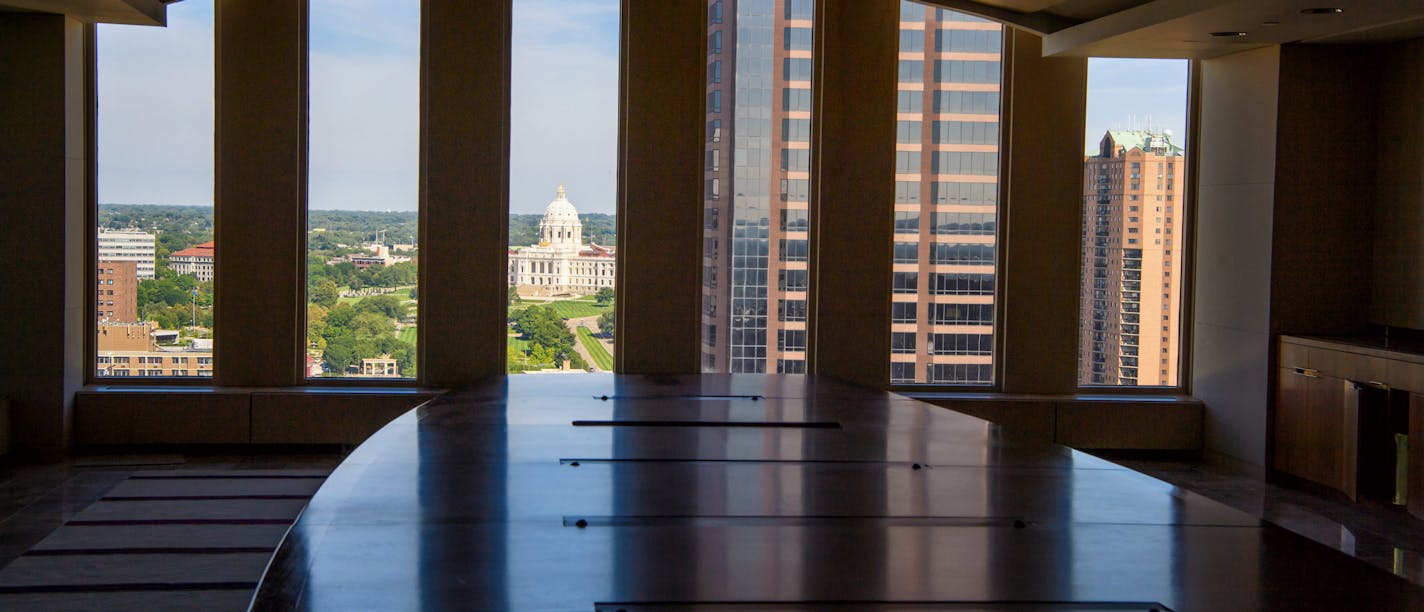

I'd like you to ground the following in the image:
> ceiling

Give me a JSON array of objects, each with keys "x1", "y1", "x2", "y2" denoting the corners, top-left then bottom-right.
[
  {"x1": 6, "y1": 0, "x2": 1420, "y2": 58},
  {"x1": 0, "y1": 0, "x2": 180, "y2": 26},
  {"x1": 921, "y1": 0, "x2": 1424, "y2": 58}
]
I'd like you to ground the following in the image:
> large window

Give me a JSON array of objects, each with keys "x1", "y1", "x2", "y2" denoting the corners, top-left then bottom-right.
[
  {"x1": 1078, "y1": 58, "x2": 1189, "y2": 387},
  {"x1": 701, "y1": 0, "x2": 814, "y2": 374},
  {"x1": 95, "y1": 1, "x2": 214, "y2": 379},
  {"x1": 306, "y1": 0, "x2": 420, "y2": 379},
  {"x1": 507, "y1": 0, "x2": 620, "y2": 374},
  {"x1": 889, "y1": 1, "x2": 1002, "y2": 386}
]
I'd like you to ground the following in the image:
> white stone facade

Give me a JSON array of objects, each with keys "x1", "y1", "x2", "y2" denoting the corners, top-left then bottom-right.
[{"x1": 509, "y1": 186, "x2": 616, "y2": 297}]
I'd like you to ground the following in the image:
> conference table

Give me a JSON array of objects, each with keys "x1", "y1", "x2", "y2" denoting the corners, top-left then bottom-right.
[{"x1": 250, "y1": 374, "x2": 1424, "y2": 610}]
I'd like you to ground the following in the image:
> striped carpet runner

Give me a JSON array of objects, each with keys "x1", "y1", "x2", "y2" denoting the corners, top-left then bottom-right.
[{"x1": 0, "y1": 469, "x2": 328, "y2": 611}]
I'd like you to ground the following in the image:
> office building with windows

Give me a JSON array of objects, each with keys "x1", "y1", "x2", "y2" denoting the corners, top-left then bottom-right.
[
  {"x1": 169, "y1": 240, "x2": 215, "y2": 282},
  {"x1": 701, "y1": 1, "x2": 1003, "y2": 384},
  {"x1": 95, "y1": 260, "x2": 137, "y2": 322},
  {"x1": 96, "y1": 227, "x2": 156, "y2": 279},
  {"x1": 1080, "y1": 129, "x2": 1185, "y2": 386}
]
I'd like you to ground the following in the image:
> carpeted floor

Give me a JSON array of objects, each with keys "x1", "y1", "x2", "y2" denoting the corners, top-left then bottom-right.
[{"x1": 0, "y1": 461, "x2": 333, "y2": 611}]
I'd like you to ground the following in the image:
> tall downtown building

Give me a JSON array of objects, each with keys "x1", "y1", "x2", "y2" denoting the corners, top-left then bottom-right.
[
  {"x1": 1079, "y1": 130, "x2": 1185, "y2": 386},
  {"x1": 701, "y1": 0, "x2": 1004, "y2": 383}
]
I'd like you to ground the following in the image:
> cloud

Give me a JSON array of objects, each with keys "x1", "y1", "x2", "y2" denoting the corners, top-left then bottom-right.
[
  {"x1": 509, "y1": 0, "x2": 620, "y2": 214},
  {"x1": 1084, "y1": 58, "x2": 1190, "y2": 150},
  {"x1": 308, "y1": 51, "x2": 420, "y2": 211},
  {"x1": 97, "y1": 0, "x2": 620, "y2": 214},
  {"x1": 96, "y1": 0, "x2": 215, "y2": 205}
]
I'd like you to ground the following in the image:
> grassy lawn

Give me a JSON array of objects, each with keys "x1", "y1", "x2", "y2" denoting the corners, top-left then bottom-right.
[
  {"x1": 547, "y1": 300, "x2": 612, "y2": 319},
  {"x1": 336, "y1": 286, "x2": 416, "y2": 306},
  {"x1": 398, "y1": 326, "x2": 417, "y2": 345},
  {"x1": 509, "y1": 299, "x2": 611, "y2": 319},
  {"x1": 507, "y1": 334, "x2": 530, "y2": 353},
  {"x1": 576, "y1": 326, "x2": 614, "y2": 371}
]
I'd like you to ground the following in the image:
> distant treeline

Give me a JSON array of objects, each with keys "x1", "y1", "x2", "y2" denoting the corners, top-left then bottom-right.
[
  {"x1": 99, "y1": 204, "x2": 616, "y2": 249},
  {"x1": 99, "y1": 204, "x2": 214, "y2": 264},
  {"x1": 510, "y1": 213, "x2": 616, "y2": 247}
]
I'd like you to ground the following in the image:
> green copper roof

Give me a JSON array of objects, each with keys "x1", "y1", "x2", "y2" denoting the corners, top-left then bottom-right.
[{"x1": 1087, "y1": 129, "x2": 1185, "y2": 157}]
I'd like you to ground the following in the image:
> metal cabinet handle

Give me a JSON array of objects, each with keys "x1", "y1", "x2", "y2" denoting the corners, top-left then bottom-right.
[{"x1": 1293, "y1": 367, "x2": 1322, "y2": 379}]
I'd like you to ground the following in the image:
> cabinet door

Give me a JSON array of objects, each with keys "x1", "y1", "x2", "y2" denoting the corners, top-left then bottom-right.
[
  {"x1": 1411, "y1": 394, "x2": 1424, "y2": 519},
  {"x1": 1275, "y1": 368, "x2": 1351, "y2": 495},
  {"x1": 1275, "y1": 368, "x2": 1312, "y2": 477}
]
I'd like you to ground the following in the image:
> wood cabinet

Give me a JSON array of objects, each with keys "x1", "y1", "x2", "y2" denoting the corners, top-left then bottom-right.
[
  {"x1": 1276, "y1": 336, "x2": 1424, "y2": 514},
  {"x1": 1412, "y1": 394, "x2": 1424, "y2": 519},
  {"x1": 1274, "y1": 367, "x2": 1355, "y2": 498}
]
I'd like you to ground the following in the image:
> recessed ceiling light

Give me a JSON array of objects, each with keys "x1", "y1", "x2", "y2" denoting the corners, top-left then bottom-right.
[
  {"x1": 1301, "y1": 7, "x2": 1343, "y2": 15},
  {"x1": 1209, "y1": 31, "x2": 1248, "y2": 37}
]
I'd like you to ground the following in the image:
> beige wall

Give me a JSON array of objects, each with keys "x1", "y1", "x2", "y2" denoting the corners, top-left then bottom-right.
[{"x1": 1191, "y1": 46, "x2": 1279, "y2": 466}]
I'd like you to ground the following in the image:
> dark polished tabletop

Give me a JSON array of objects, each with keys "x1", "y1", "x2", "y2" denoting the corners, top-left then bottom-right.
[{"x1": 250, "y1": 374, "x2": 1424, "y2": 611}]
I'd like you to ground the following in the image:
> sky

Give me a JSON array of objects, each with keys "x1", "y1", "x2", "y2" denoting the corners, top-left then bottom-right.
[{"x1": 96, "y1": 1, "x2": 1184, "y2": 215}]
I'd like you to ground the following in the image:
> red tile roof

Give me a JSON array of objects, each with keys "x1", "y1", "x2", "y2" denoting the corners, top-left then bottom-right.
[{"x1": 171, "y1": 241, "x2": 215, "y2": 258}]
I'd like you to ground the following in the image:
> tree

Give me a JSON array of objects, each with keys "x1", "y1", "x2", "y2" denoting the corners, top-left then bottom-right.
[
  {"x1": 569, "y1": 352, "x2": 588, "y2": 371},
  {"x1": 311, "y1": 278, "x2": 340, "y2": 309},
  {"x1": 307, "y1": 304, "x2": 329, "y2": 350},
  {"x1": 508, "y1": 285, "x2": 521, "y2": 307},
  {"x1": 355, "y1": 294, "x2": 407, "y2": 320},
  {"x1": 528, "y1": 343, "x2": 554, "y2": 368},
  {"x1": 372, "y1": 261, "x2": 416, "y2": 287},
  {"x1": 391, "y1": 345, "x2": 416, "y2": 377},
  {"x1": 323, "y1": 336, "x2": 358, "y2": 373},
  {"x1": 597, "y1": 310, "x2": 616, "y2": 338},
  {"x1": 594, "y1": 287, "x2": 615, "y2": 304},
  {"x1": 514, "y1": 306, "x2": 575, "y2": 362}
]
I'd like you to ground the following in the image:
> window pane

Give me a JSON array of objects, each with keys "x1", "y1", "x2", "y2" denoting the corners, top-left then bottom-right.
[
  {"x1": 507, "y1": 0, "x2": 620, "y2": 374},
  {"x1": 889, "y1": 1, "x2": 1001, "y2": 386},
  {"x1": 306, "y1": 0, "x2": 420, "y2": 379},
  {"x1": 703, "y1": 0, "x2": 814, "y2": 374},
  {"x1": 1079, "y1": 58, "x2": 1189, "y2": 387},
  {"x1": 96, "y1": 1, "x2": 214, "y2": 379}
]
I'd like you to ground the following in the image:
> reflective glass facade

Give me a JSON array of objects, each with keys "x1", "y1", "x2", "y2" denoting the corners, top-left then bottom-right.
[
  {"x1": 702, "y1": 0, "x2": 812, "y2": 374},
  {"x1": 889, "y1": 2, "x2": 1002, "y2": 385}
]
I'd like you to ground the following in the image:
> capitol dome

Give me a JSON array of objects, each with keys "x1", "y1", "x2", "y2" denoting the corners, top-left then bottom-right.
[
  {"x1": 543, "y1": 184, "x2": 580, "y2": 222},
  {"x1": 537, "y1": 184, "x2": 583, "y2": 251}
]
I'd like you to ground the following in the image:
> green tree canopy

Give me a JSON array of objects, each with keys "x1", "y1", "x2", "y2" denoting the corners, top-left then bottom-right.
[
  {"x1": 597, "y1": 310, "x2": 616, "y2": 338},
  {"x1": 355, "y1": 293, "x2": 407, "y2": 320},
  {"x1": 514, "y1": 305, "x2": 575, "y2": 361}
]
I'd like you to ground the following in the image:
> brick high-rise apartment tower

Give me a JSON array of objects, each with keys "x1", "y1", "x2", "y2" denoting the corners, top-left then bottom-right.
[
  {"x1": 702, "y1": 0, "x2": 1004, "y2": 384},
  {"x1": 1080, "y1": 130, "x2": 1185, "y2": 386}
]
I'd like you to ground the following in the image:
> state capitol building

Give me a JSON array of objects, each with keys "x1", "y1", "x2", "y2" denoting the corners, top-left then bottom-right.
[{"x1": 508, "y1": 185, "x2": 616, "y2": 297}]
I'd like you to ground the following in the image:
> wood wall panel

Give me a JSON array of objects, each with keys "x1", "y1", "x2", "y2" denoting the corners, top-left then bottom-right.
[
  {"x1": 251, "y1": 391, "x2": 437, "y2": 444},
  {"x1": 614, "y1": 0, "x2": 705, "y2": 374},
  {"x1": 998, "y1": 29, "x2": 1086, "y2": 394},
  {"x1": 1271, "y1": 45, "x2": 1379, "y2": 338},
  {"x1": 0, "y1": 14, "x2": 85, "y2": 461},
  {"x1": 75, "y1": 390, "x2": 249, "y2": 445},
  {"x1": 420, "y1": 0, "x2": 512, "y2": 385},
  {"x1": 807, "y1": 0, "x2": 898, "y2": 387},
  {"x1": 1372, "y1": 39, "x2": 1424, "y2": 329},
  {"x1": 214, "y1": 0, "x2": 306, "y2": 386}
]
